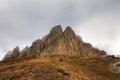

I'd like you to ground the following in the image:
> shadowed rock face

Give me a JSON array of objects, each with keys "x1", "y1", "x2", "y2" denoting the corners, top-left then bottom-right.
[
  {"x1": 48, "y1": 25, "x2": 62, "y2": 39},
  {"x1": 11, "y1": 46, "x2": 20, "y2": 58},
  {"x1": 3, "y1": 51, "x2": 12, "y2": 60},
  {"x1": 55, "y1": 27, "x2": 80, "y2": 55},
  {"x1": 27, "y1": 25, "x2": 63, "y2": 56},
  {"x1": 3, "y1": 25, "x2": 106, "y2": 60},
  {"x1": 4, "y1": 47, "x2": 20, "y2": 60},
  {"x1": 19, "y1": 46, "x2": 29, "y2": 57}
]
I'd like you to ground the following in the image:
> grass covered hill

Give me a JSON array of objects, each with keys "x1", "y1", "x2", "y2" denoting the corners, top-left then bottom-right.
[{"x1": 0, "y1": 55, "x2": 120, "y2": 80}]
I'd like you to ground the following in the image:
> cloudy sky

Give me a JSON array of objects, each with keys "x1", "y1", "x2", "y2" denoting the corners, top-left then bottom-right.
[{"x1": 0, "y1": 0, "x2": 120, "y2": 60}]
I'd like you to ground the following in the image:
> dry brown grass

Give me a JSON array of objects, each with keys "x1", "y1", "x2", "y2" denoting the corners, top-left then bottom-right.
[{"x1": 0, "y1": 55, "x2": 120, "y2": 80}]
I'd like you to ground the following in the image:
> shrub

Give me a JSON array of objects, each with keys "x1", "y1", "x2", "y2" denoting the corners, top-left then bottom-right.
[{"x1": 57, "y1": 68, "x2": 70, "y2": 76}]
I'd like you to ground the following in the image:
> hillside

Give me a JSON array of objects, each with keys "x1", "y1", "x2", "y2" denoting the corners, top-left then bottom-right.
[
  {"x1": 0, "y1": 55, "x2": 120, "y2": 80},
  {"x1": 0, "y1": 25, "x2": 120, "y2": 80}
]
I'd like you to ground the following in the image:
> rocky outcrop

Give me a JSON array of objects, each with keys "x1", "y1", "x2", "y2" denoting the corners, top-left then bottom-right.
[
  {"x1": 19, "y1": 46, "x2": 29, "y2": 57},
  {"x1": 3, "y1": 47, "x2": 20, "y2": 60},
  {"x1": 3, "y1": 25, "x2": 107, "y2": 60},
  {"x1": 3, "y1": 51, "x2": 12, "y2": 60},
  {"x1": 28, "y1": 39, "x2": 43, "y2": 56},
  {"x1": 110, "y1": 61, "x2": 120, "y2": 73},
  {"x1": 27, "y1": 25, "x2": 63, "y2": 56},
  {"x1": 11, "y1": 47, "x2": 20, "y2": 58},
  {"x1": 55, "y1": 27, "x2": 81, "y2": 56}
]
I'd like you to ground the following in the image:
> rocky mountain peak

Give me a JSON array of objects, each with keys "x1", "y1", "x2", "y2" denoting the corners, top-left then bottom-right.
[
  {"x1": 49, "y1": 25, "x2": 62, "y2": 37},
  {"x1": 44, "y1": 25, "x2": 62, "y2": 46},
  {"x1": 4, "y1": 47, "x2": 20, "y2": 60},
  {"x1": 53, "y1": 26, "x2": 80, "y2": 55},
  {"x1": 63, "y1": 26, "x2": 76, "y2": 40},
  {"x1": 64, "y1": 26, "x2": 75, "y2": 34},
  {"x1": 19, "y1": 46, "x2": 29, "y2": 57},
  {"x1": 3, "y1": 25, "x2": 107, "y2": 60},
  {"x1": 11, "y1": 46, "x2": 20, "y2": 58},
  {"x1": 3, "y1": 51, "x2": 12, "y2": 60}
]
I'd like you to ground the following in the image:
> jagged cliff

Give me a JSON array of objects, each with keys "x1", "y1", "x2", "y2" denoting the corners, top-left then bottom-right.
[{"x1": 3, "y1": 25, "x2": 106, "y2": 60}]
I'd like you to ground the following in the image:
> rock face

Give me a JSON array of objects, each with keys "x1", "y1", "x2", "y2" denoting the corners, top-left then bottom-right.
[
  {"x1": 3, "y1": 25, "x2": 106, "y2": 60},
  {"x1": 4, "y1": 47, "x2": 20, "y2": 60},
  {"x1": 3, "y1": 51, "x2": 12, "y2": 60},
  {"x1": 110, "y1": 61, "x2": 120, "y2": 73},
  {"x1": 55, "y1": 27, "x2": 80, "y2": 55},
  {"x1": 19, "y1": 46, "x2": 29, "y2": 57},
  {"x1": 11, "y1": 47, "x2": 20, "y2": 58}
]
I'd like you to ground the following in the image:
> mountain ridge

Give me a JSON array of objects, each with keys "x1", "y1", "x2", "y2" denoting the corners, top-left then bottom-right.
[{"x1": 3, "y1": 25, "x2": 106, "y2": 60}]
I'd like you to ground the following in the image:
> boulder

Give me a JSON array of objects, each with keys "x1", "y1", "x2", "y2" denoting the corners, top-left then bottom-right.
[{"x1": 110, "y1": 61, "x2": 120, "y2": 73}]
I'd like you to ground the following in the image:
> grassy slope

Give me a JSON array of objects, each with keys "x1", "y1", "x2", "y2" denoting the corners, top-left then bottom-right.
[{"x1": 0, "y1": 55, "x2": 120, "y2": 80}]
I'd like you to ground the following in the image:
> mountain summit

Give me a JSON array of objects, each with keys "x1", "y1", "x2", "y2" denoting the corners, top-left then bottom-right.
[
  {"x1": 1, "y1": 25, "x2": 120, "y2": 80},
  {"x1": 3, "y1": 25, "x2": 106, "y2": 60}
]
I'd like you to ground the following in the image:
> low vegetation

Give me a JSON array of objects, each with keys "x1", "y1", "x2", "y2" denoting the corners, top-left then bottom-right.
[
  {"x1": 0, "y1": 55, "x2": 120, "y2": 80},
  {"x1": 57, "y1": 68, "x2": 70, "y2": 76}
]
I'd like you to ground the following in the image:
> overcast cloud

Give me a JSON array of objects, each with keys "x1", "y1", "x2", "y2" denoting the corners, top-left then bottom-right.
[{"x1": 0, "y1": 0, "x2": 120, "y2": 60}]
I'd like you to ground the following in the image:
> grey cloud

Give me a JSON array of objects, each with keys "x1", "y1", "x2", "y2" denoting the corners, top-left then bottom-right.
[{"x1": 75, "y1": 0, "x2": 120, "y2": 55}]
